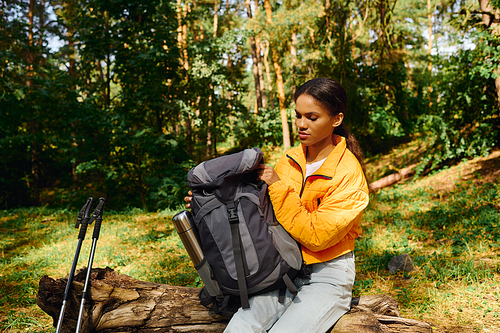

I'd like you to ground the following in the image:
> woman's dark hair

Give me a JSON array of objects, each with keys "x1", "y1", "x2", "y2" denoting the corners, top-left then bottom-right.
[{"x1": 294, "y1": 78, "x2": 367, "y2": 176}]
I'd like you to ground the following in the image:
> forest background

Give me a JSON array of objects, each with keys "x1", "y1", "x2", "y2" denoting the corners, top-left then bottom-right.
[
  {"x1": 1, "y1": 1, "x2": 500, "y2": 332},
  {"x1": 1, "y1": 0, "x2": 499, "y2": 211}
]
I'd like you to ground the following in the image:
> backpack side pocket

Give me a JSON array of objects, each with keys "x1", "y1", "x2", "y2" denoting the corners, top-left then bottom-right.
[{"x1": 267, "y1": 222, "x2": 303, "y2": 270}]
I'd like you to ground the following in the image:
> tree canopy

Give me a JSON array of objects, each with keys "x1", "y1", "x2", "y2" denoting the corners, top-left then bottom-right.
[{"x1": 1, "y1": 0, "x2": 499, "y2": 210}]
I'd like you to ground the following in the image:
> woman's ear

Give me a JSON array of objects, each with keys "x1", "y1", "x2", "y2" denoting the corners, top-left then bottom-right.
[{"x1": 332, "y1": 113, "x2": 344, "y2": 128}]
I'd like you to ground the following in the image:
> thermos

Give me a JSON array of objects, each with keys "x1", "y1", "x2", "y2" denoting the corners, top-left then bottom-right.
[
  {"x1": 172, "y1": 211, "x2": 222, "y2": 297},
  {"x1": 172, "y1": 210, "x2": 204, "y2": 265}
]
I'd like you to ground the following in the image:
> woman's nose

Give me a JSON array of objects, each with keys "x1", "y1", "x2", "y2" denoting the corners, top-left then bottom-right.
[{"x1": 296, "y1": 118, "x2": 306, "y2": 129}]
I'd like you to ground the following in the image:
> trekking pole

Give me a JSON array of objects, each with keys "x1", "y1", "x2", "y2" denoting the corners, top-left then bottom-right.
[
  {"x1": 55, "y1": 197, "x2": 94, "y2": 333},
  {"x1": 75, "y1": 197, "x2": 106, "y2": 333}
]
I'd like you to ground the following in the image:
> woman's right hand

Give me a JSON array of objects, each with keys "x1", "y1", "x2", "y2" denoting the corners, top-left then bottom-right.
[{"x1": 184, "y1": 190, "x2": 193, "y2": 209}]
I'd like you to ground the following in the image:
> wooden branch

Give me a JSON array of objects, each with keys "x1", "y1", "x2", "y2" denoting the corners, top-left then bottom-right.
[{"x1": 37, "y1": 267, "x2": 432, "y2": 333}]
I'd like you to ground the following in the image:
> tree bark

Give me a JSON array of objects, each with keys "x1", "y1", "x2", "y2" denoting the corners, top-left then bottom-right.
[
  {"x1": 273, "y1": 56, "x2": 291, "y2": 150},
  {"x1": 427, "y1": 0, "x2": 434, "y2": 108},
  {"x1": 261, "y1": 40, "x2": 275, "y2": 109},
  {"x1": 245, "y1": 0, "x2": 263, "y2": 112},
  {"x1": 213, "y1": 0, "x2": 218, "y2": 38},
  {"x1": 264, "y1": 0, "x2": 291, "y2": 150},
  {"x1": 27, "y1": 0, "x2": 40, "y2": 206},
  {"x1": 369, "y1": 164, "x2": 417, "y2": 192},
  {"x1": 37, "y1": 267, "x2": 433, "y2": 333},
  {"x1": 290, "y1": 30, "x2": 298, "y2": 146},
  {"x1": 256, "y1": 35, "x2": 267, "y2": 109},
  {"x1": 479, "y1": 0, "x2": 500, "y2": 108}
]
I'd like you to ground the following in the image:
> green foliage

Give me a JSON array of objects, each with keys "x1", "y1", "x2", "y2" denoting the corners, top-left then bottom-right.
[
  {"x1": 1, "y1": 0, "x2": 499, "y2": 211},
  {"x1": 148, "y1": 160, "x2": 197, "y2": 211},
  {"x1": 233, "y1": 107, "x2": 285, "y2": 148},
  {"x1": 415, "y1": 33, "x2": 499, "y2": 175},
  {"x1": 491, "y1": 0, "x2": 500, "y2": 10}
]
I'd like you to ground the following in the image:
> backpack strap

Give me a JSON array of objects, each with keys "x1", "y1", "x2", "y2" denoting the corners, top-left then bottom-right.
[
  {"x1": 193, "y1": 195, "x2": 223, "y2": 224},
  {"x1": 277, "y1": 274, "x2": 298, "y2": 304},
  {"x1": 282, "y1": 273, "x2": 298, "y2": 296},
  {"x1": 199, "y1": 287, "x2": 231, "y2": 316},
  {"x1": 226, "y1": 201, "x2": 250, "y2": 309}
]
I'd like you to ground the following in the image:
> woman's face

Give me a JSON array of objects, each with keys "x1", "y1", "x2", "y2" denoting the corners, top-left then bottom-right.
[{"x1": 294, "y1": 94, "x2": 343, "y2": 150}]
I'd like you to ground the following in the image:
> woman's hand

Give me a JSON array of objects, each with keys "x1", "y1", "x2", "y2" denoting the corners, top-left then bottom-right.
[
  {"x1": 184, "y1": 190, "x2": 193, "y2": 209},
  {"x1": 256, "y1": 164, "x2": 280, "y2": 186}
]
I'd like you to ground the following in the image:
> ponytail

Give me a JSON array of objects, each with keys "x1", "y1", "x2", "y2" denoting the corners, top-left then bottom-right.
[{"x1": 333, "y1": 124, "x2": 367, "y2": 179}]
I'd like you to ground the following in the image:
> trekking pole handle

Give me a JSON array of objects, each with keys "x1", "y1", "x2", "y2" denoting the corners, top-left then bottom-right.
[
  {"x1": 78, "y1": 197, "x2": 94, "y2": 240},
  {"x1": 75, "y1": 197, "x2": 93, "y2": 228},
  {"x1": 91, "y1": 197, "x2": 106, "y2": 240}
]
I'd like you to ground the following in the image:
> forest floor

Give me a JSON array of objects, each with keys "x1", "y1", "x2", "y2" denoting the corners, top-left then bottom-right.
[
  {"x1": 0, "y1": 141, "x2": 499, "y2": 332},
  {"x1": 360, "y1": 142, "x2": 500, "y2": 333}
]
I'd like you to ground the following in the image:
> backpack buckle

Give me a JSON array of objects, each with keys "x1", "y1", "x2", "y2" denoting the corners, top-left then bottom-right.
[{"x1": 226, "y1": 202, "x2": 239, "y2": 224}]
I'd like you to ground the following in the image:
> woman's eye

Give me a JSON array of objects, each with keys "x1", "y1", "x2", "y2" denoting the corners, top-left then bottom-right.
[
  {"x1": 295, "y1": 114, "x2": 301, "y2": 119},
  {"x1": 309, "y1": 117, "x2": 318, "y2": 121}
]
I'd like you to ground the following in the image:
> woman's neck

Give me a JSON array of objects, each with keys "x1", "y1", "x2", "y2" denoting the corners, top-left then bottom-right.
[{"x1": 306, "y1": 143, "x2": 335, "y2": 164}]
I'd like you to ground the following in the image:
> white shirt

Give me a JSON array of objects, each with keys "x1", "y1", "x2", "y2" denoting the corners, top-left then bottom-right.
[{"x1": 305, "y1": 157, "x2": 327, "y2": 180}]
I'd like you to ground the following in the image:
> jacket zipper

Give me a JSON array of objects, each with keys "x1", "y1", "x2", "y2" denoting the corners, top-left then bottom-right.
[{"x1": 286, "y1": 154, "x2": 333, "y2": 197}]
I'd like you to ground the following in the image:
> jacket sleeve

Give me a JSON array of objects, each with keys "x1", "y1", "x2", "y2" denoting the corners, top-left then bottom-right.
[{"x1": 267, "y1": 164, "x2": 369, "y2": 252}]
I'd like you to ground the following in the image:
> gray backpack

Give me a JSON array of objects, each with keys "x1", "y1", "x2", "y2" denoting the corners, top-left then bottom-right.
[{"x1": 187, "y1": 147, "x2": 303, "y2": 311}]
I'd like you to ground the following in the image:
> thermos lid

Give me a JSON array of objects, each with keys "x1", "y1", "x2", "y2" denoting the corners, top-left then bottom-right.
[{"x1": 172, "y1": 211, "x2": 193, "y2": 234}]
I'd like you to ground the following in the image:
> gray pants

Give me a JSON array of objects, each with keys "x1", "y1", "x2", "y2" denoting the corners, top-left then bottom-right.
[{"x1": 224, "y1": 252, "x2": 355, "y2": 333}]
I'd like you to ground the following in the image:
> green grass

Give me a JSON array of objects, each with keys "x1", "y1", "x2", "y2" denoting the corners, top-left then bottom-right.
[
  {"x1": 354, "y1": 171, "x2": 500, "y2": 332},
  {"x1": 0, "y1": 206, "x2": 199, "y2": 332},
  {"x1": 1, "y1": 150, "x2": 499, "y2": 332}
]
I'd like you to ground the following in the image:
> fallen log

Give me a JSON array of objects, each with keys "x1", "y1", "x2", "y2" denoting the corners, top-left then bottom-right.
[
  {"x1": 369, "y1": 164, "x2": 417, "y2": 192},
  {"x1": 37, "y1": 267, "x2": 432, "y2": 333}
]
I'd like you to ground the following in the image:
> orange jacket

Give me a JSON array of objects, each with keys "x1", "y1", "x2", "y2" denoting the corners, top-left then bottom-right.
[{"x1": 268, "y1": 135, "x2": 369, "y2": 264}]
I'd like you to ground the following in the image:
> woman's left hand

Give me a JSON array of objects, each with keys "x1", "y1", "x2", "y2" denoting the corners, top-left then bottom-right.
[
  {"x1": 184, "y1": 190, "x2": 193, "y2": 209},
  {"x1": 256, "y1": 164, "x2": 280, "y2": 186}
]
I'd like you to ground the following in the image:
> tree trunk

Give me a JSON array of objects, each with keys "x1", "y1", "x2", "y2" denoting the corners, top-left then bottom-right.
[
  {"x1": 28, "y1": 0, "x2": 40, "y2": 206},
  {"x1": 427, "y1": 0, "x2": 433, "y2": 108},
  {"x1": 177, "y1": 0, "x2": 189, "y2": 71},
  {"x1": 245, "y1": 0, "x2": 263, "y2": 112},
  {"x1": 206, "y1": 93, "x2": 213, "y2": 158},
  {"x1": 37, "y1": 267, "x2": 433, "y2": 333},
  {"x1": 261, "y1": 40, "x2": 275, "y2": 109},
  {"x1": 177, "y1": 0, "x2": 192, "y2": 155},
  {"x1": 253, "y1": 1, "x2": 267, "y2": 109},
  {"x1": 369, "y1": 164, "x2": 417, "y2": 192},
  {"x1": 213, "y1": 0, "x2": 218, "y2": 38},
  {"x1": 264, "y1": 0, "x2": 291, "y2": 150},
  {"x1": 290, "y1": 30, "x2": 298, "y2": 146},
  {"x1": 187, "y1": 118, "x2": 194, "y2": 153},
  {"x1": 273, "y1": 56, "x2": 291, "y2": 150},
  {"x1": 256, "y1": 35, "x2": 267, "y2": 109},
  {"x1": 479, "y1": 0, "x2": 500, "y2": 108}
]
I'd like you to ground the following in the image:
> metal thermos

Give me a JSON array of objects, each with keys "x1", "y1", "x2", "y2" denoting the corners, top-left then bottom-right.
[
  {"x1": 172, "y1": 210, "x2": 204, "y2": 266},
  {"x1": 172, "y1": 211, "x2": 222, "y2": 297}
]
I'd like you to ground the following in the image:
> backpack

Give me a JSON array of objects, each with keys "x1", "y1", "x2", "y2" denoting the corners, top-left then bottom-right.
[{"x1": 186, "y1": 147, "x2": 303, "y2": 312}]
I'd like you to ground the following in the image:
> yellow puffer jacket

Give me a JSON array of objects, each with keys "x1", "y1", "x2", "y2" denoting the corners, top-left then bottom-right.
[{"x1": 268, "y1": 135, "x2": 369, "y2": 264}]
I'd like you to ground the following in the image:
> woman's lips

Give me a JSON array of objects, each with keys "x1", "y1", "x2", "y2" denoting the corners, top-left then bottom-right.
[{"x1": 299, "y1": 132, "x2": 309, "y2": 140}]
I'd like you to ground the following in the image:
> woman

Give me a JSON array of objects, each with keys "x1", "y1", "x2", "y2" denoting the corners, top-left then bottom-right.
[{"x1": 186, "y1": 78, "x2": 369, "y2": 333}]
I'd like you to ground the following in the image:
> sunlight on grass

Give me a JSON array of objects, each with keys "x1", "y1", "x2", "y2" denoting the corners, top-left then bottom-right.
[
  {"x1": 356, "y1": 166, "x2": 500, "y2": 332},
  {"x1": 0, "y1": 206, "x2": 198, "y2": 332},
  {"x1": 1, "y1": 152, "x2": 499, "y2": 332}
]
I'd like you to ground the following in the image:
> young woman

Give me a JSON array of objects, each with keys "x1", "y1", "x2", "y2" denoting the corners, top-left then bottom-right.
[{"x1": 186, "y1": 78, "x2": 369, "y2": 333}]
